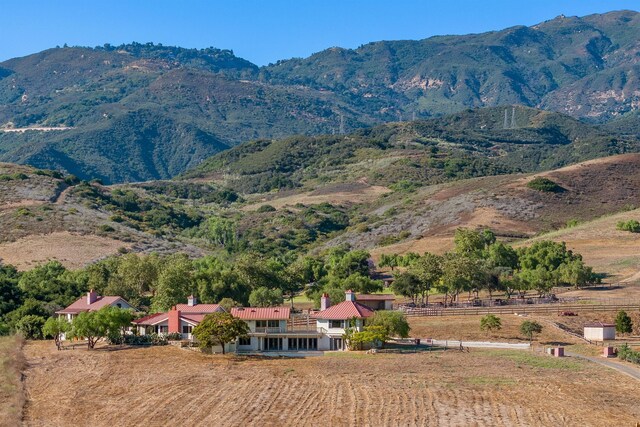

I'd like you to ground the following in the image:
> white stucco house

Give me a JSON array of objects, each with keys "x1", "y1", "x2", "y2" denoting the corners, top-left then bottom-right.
[
  {"x1": 312, "y1": 290, "x2": 376, "y2": 350},
  {"x1": 230, "y1": 306, "x2": 324, "y2": 352},
  {"x1": 129, "y1": 290, "x2": 381, "y2": 353},
  {"x1": 55, "y1": 290, "x2": 136, "y2": 340},
  {"x1": 56, "y1": 290, "x2": 135, "y2": 322}
]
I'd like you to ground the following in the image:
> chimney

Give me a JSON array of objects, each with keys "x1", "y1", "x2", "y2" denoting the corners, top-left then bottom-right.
[
  {"x1": 345, "y1": 290, "x2": 355, "y2": 302},
  {"x1": 168, "y1": 306, "x2": 181, "y2": 334},
  {"x1": 187, "y1": 295, "x2": 197, "y2": 306},
  {"x1": 87, "y1": 289, "x2": 98, "y2": 305},
  {"x1": 320, "y1": 293, "x2": 330, "y2": 311}
]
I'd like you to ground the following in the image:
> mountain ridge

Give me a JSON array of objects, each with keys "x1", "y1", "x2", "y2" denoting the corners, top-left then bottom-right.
[{"x1": 1, "y1": 10, "x2": 640, "y2": 182}]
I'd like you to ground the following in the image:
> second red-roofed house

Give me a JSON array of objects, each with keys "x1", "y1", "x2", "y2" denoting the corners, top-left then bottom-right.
[
  {"x1": 231, "y1": 306, "x2": 322, "y2": 352},
  {"x1": 312, "y1": 290, "x2": 375, "y2": 350}
]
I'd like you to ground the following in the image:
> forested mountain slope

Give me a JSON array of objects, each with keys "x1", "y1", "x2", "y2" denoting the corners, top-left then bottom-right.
[{"x1": 1, "y1": 11, "x2": 640, "y2": 182}]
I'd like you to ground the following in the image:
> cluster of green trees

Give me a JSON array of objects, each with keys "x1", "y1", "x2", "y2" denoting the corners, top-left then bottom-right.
[
  {"x1": 391, "y1": 229, "x2": 597, "y2": 305},
  {"x1": 42, "y1": 307, "x2": 134, "y2": 349},
  {"x1": 0, "y1": 246, "x2": 381, "y2": 338}
]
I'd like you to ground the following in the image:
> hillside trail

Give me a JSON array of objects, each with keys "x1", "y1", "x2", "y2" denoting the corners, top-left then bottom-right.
[{"x1": 52, "y1": 185, "x2": 74, "y2": 205}]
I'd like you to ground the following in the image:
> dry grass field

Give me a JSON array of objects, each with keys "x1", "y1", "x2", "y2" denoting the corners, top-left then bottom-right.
[
  {"x1": 244, "y1": 182, "x2": 391, "y2": 211},
  {"x1": 408, "y1": 314, "x2": 583, "y2": 345},
  {"x1": 19, "y1": 340, "x2": 640, "y2": 427},
  {"x1": 0, "y1": 336, "x2": 25, "y2": 427},
  {"x1": 0, "y1": 232, "x2": 131, "y2": 271}
]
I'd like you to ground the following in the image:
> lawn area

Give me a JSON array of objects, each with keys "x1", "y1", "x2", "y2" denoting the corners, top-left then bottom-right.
[{"x1": 0, "y1": 335, "x2": 24, "y2": 426}]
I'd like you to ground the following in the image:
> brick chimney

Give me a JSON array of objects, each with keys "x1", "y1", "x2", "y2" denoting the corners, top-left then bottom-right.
[
  {"x1": 87, "y1": 289, "x2": 98, "y2": 305},
  {"x1": 320, "y1": 293, "x2": 330, "y2": 311},
  {"x1": 345, "y1": 290, "x2": 355, "y2": 302},
  {"x1": 187, "y1": 295, "x2": 197, "y2": 306},
  {"x1": 168, "y1": 306, "x2": 181, "y2": 333}
]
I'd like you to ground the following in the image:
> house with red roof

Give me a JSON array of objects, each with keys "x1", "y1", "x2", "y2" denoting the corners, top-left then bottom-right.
[
  {"x1": 56, "y1": 290, "x2": 136, "y2": 322},
  {"x1": 133, "y1": 295, "x2": 224, "y2": 340},
  {"x1": 312, "y1": 290, "x2": 375, "y2": 351},
  {"x1": 231, "y1": 306, "x2": 322, "y2": 352}
]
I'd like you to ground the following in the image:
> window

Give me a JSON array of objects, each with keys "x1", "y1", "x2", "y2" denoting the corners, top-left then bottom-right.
[
  {"x1": 182, "y1": 325, "x2": 192, "y2": 334},
  {"x1": 256, "y1": 320, "x2": 279, "y2": 328},
  {"x1": 329, "y1": 320, "x2": 344, "y2": 329},
  {"x1": 288, "y1": 338, "x2": 318, "y2": 351},
  {"x1": 157, "y1": 325, "x2": 168, "y2": 334},
  {"x1": 238, "y1": 337, "x2": 251, "y2": 346}
]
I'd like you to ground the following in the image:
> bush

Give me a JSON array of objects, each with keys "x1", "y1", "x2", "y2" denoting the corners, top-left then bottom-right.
[
  {"x1": 15, "y1": 315, "x2": 46, "y2": 339},
  {"x1": 166, "y1": 332, "x2": 182, "y2": 341},
  {"x1": 527, "y1": 177, "x2": 564, "y2": 193},
  {"x1": 616, "y1": 220, "x2": 640, "y2": 233},
  {"x1": 618, "y1": 343, "x2": 640, "y2": 365},
  {"x1": 99, "y1": 224, "x2": 116, "y2": 232},
  {"x1": 122, "y1": 333, "x2": 168, "y2": 346},
  {"x1": 480, "y1": 314, "x2": 502, "y2": 335},
  {"x1": 256, "y1": 204, "x2": 277, "y2": 213}
]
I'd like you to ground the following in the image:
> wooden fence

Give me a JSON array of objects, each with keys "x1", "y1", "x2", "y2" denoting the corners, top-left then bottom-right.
[{"x1": 401, "y1": 302, "x2": 640, "y2": 317}]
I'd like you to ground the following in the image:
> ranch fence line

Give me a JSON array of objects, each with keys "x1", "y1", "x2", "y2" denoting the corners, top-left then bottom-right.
[{"x1": 399, "y1": 301, "x2": 640, "y2": 317}]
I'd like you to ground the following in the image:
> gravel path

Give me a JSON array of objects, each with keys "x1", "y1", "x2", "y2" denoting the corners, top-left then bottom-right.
[{"x1": 565, "y1": 351, "x2": 640, "y2": 381}]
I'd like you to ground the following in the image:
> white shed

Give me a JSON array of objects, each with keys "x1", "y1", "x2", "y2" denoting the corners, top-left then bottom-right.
[{"x1": 583, "y1": 323, "x2": 616, "y2": 341}]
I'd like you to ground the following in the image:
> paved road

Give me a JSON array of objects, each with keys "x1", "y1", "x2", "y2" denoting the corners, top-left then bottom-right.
[{"x1": 566, "y1": 351, "x2": 640, "y2": 381}]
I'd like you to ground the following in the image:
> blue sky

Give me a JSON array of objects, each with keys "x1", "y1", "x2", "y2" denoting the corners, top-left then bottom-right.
[{"x1": 1, "y1": 1, "x2": 638, "y2": 65}]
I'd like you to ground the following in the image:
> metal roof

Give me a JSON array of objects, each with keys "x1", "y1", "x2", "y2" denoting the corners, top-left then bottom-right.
[
  {"x1": 174, "y1": 304, "x2": 223, "y2": 313},
  {"x1": 312, "y1": 301, "x2": 375, "y2": 320},
  {"x1": 230, "y1": 307, "x2": 291, "y2": 320},
  {"x1": 55, "y1": 295, "x2": 130, "y2": 314}
]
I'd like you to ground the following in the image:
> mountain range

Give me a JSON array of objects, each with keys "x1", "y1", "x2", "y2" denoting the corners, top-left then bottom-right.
[{"x1": 1, "y1": 10, "x2": 640, "y2": 183}]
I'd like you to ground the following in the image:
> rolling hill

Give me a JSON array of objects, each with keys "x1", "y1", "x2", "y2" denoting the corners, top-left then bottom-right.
[
  {"x1": 182, "y1": 106, "x2": 640, "y2": 193},
  {"x1": 1, "y1": 10, "x2": 640, "y2": 182}
]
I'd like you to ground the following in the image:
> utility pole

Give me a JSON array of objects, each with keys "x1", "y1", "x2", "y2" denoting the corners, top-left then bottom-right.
[
  {"x1": 503, "y1": 109, "x2": 509, "y2": 129},
  {"x1": 511, "y1": 106, "x2": 516, "y2": 129},
  {"x1": 339, "y1": 114, "x2": 345, "y2": 135},
  {"x1": 412, "y1": 111, "x2": 416, "y2": 121}
]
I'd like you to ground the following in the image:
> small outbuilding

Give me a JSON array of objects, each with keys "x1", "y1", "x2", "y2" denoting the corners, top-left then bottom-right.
[
  {"x1": 583, "y1": 322, "x2": 616, "y2": 341},
  {"x1": 355, "y1": 294, "x2": 395, "y2": 310}
]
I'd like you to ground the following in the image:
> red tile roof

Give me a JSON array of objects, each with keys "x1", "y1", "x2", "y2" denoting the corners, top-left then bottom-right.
[
  {"x1": 356, "y1": 294, "x2": 395, "y2": 301},
  {"x1": 174, "y1": 304, "x2": 223, "y2": 314},
  {"x1": 313, "y1": 301, "x2": 375, "y2": 320},
  {"x1": 55, "y1": 296, "x2": 130, "y2": 314},
  {"x1": 230, "y1": 307, "x2": 290, "y2": 320}
]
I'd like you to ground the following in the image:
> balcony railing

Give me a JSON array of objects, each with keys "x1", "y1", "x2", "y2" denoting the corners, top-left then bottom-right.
[
  {"x1": 253, "y1": 327, "x2": 286, "y2": 333},
  {"x1": 251, "y1": 326, "x2": 326, "y2": 335}
]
